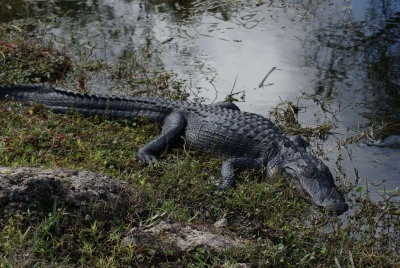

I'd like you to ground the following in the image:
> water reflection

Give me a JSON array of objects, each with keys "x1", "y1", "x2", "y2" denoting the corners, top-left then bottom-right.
[
  {"x1": 1, "y1": 0, "x2": 399, "y2": 199},
  {"x1": 299, "y1": 0, "x2": 400, "y2": 198},
  {"x1": 304, "y1": 0, "x2": 400, "y2": 135},
  {"x1": 364, "y1": 9, "x2": 400, "y2": 131}
]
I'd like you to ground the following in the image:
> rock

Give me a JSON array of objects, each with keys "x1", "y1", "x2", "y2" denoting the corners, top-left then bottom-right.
[
  {"x1": 222, "y1": 263, "x2": 251, "y2": 268},
  {"x1": 0, "y1": 167, "x2": 135, "y2": 218},
  {"x1": 123, "y1": 220, "x2": 248, "y2": 253},
  {"x1": 214, "y1": 217, "x2": 228, "y2": 228}
]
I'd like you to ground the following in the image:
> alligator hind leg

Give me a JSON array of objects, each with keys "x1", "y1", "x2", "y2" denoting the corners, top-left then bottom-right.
[
  {"x1": 219, "y1": 157, "x2": 263, "y2": 190},
  {"x1": 136, "y1": 112, "x2": 187, "y2": 165}
]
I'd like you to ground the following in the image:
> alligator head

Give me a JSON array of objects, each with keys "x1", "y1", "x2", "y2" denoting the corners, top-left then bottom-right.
[{"x1": 273, "y1": 139, "x2": 349, "y2": 214}]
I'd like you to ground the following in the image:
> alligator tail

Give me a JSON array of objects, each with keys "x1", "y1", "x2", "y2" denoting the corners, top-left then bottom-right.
[
  {"x1": 0, "y1": 84, "x2": 180, "y2": 123},
  {"x1": 0, "y1": 84, "x2": 45, "y2": 102}
]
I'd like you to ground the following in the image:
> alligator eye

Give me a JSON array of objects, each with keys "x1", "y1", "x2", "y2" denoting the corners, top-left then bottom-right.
[
  {"x1": 297, "y1": 160, "x2": 315, "y2": 177},
  {"x1": 283, "y1": 140, "x2": 292, "y2": 147}
]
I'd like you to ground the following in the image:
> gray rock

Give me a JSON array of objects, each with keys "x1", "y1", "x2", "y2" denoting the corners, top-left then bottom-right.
[
  {"x1": 0, "y1": 167, "x2": 135, "y2": 217},
  {"x1": 123, "y1": 220, "x2": 248, "y2": 253}
]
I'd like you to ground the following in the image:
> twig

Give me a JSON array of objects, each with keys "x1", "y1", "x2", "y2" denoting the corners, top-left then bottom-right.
[
  {"x1": 230, "y1": 75, "x2": 238, "y2": 95},
  {"x1": 334, "y1": 257, "x2": 342, "y2": 268},
  {"x1": 160, "y1": 37, "x2": 174, "y2": 45},
  {"x1": 259, "y1": 67, "x2": 277, "y2": 88},
  {"x1": 270, "y1": 11, "x2": 278, "y2": 22},
  {"x1": 349, "y1": 251, "x2": 355, "y2": 268},
  {"x1": 199, "y1": 34, "x2": 229, "y2": 42}
]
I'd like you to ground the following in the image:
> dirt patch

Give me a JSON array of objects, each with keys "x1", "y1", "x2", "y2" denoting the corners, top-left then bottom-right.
[
  {"x1": 123, "y1": 220, "x2": 249, "y2": 254},
  {"x1": 0, "y1": 167, "x2": 135, "y2": 218}
]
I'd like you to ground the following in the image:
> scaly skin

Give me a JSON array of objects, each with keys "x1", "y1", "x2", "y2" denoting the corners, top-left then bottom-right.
[{"x1": 0, "y1": 84, "x2": 349, "y2": 214}]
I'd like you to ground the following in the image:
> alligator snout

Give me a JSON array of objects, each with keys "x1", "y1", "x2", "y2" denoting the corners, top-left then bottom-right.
[
  {"x1": 323, "y1": 199, "x2": 349, "y2": 215},
  {"x1": 319, "y1": 187, "x2": 349, "y2": 214}
]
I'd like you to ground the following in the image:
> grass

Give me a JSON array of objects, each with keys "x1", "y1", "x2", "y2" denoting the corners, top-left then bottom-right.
[
  {"x1": 0, "y1": 26, "x2": 71, "y2": 84},
  {"x1": 0, "y1": 21, "x2": 399, "y2": 267}
]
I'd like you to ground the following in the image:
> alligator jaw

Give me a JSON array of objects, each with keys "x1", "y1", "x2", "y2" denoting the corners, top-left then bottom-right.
[
  {"x1": 304, "y1": 186, "x2": 348, "y2": 214},
  {"x1": 325, "y1": 201, "x2": 349, "y2": 215},
  {"x1": 320, "y1": 190, "x2": 349, "y2": 215},
  {"x1": 285, "y1": 173, "x2": 349, "y2": 214}
]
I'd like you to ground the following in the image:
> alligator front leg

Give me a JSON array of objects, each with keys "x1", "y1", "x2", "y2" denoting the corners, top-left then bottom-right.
[
  {"x1": 289, "y1": 135, "x2": 309, "y2": 151},
  {"x1": 219, "y1": 157, "x2": 263, "y2": 190},
  {"x1": 136, "y1": 112, "x2": 187, "y2": 164}
]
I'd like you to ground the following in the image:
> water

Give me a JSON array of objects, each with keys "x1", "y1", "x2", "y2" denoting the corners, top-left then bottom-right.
[{"x1": 1, "y1": 0, "x2": 399, "y2": 201}]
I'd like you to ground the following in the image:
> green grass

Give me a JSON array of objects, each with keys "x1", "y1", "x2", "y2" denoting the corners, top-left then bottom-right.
[
  {"x1": 0, "y1": 21, "x2": 399, "y2": 267},
  {"x1": 0, "y1": 31, "x2": 71, "y2": 84}
]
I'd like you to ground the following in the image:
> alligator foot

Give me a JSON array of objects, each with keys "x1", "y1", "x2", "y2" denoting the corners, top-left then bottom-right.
[
  {"x1": 219, "y1": 157, "x2": 263, "y2": 190},
  {"x1": 135, "y1": 111, "x2": 187, "y2": 165},
  {"x1": 136, "y1": 150, "x2": 159, "y2": 165}
]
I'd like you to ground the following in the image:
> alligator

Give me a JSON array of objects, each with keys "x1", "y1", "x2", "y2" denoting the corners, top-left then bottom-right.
[{"x1": 0, "y1": 84, "x2": 349, "y2": 214}]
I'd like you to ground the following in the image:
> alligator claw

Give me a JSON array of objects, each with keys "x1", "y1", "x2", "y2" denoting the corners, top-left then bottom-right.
[
  {"x1": 212, "y1": 183, "x2": 227, "y2": 193},
  {"x1": 136, "y1": 151, "x2": 158, "y2": 165},
  {"x1": 211, "y1": 178, "x2": 234, "y2": 192}
]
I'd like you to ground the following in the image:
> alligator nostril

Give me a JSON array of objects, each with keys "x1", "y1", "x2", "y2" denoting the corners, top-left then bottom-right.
[{"x1": 304, "y1": 166, "x2": 315, "y2": 177}]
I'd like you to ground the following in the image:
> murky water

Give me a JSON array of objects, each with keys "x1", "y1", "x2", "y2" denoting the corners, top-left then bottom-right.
[{"x1": 1, "y1": 0, "x2": 399, "y2": 201}]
